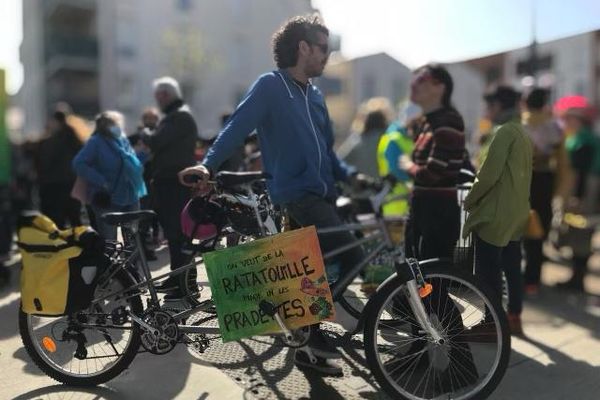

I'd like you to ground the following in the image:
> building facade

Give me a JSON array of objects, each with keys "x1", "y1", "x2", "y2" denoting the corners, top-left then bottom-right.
[
  {"x1": 320, "y1": 52, "x2": 412, "y2": 139},
  {"x1": 19, "y1": 0, "x2": 315, "y2": 138},
  {"x1": 461, "y1": 30, "x2": 600, "y2": 105}
]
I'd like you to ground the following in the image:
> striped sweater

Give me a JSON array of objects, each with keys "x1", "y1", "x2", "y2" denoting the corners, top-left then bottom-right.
[{"x1": 407, "y1": 107, "x2": 468, "y2": 194}]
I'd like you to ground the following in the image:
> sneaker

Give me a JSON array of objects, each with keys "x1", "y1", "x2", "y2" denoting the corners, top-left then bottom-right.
[
  {"x1": 163, "y1": 289, "x2": 185, "y2": 300},
  {"x1": 294, "y1": 349, "x2": 343, "y2": 376},
  {"x1": 305, "y1": 329, "x2": 341, "y2": 359},
  {"x1": 154, "y1": 277, "x2": 179, "y2": 293},
  {"x1": 508, "y1": 313, "x2": 524, "y2": 336}
]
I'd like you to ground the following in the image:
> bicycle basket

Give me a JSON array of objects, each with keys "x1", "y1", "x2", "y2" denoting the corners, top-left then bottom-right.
[{"x1": 17, "y1": 211, "x2": 108, "y2": 316}]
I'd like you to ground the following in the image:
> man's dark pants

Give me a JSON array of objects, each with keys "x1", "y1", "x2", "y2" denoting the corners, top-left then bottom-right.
[
  {"x1": 284, "y1": 193, "x2": 363, "y2": 282},
  {"x1": 153, "y1": 180, "x2": 191, "y2": 270}
]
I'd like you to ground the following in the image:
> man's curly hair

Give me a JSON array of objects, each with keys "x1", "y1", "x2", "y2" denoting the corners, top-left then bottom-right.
[{"x1": 272, "y1": 15, "x2": 329, "y2": 69}]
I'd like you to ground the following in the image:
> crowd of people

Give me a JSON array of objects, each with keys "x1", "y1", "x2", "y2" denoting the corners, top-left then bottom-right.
[{"x1": 1, "y1": 14, "x2": 599, "y2": 376}]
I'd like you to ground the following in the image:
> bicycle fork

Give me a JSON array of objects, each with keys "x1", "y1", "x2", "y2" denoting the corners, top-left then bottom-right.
[{"x1": 399, "y1": 258, "x2": 445, "y2": 345}]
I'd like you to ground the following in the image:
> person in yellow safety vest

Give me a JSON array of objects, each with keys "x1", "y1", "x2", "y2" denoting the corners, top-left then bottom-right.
[{"x1": 377, "y1": 121, "x2": 414, "y2": 216}]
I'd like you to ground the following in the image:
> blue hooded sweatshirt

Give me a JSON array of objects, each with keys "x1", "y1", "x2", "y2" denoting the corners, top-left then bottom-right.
[
  {"x1": 73, "y1": 132, "x2": 147, "y2": 207},
  {"x1": 204, "y1": 69, "x2": 355, "y2": 205}
]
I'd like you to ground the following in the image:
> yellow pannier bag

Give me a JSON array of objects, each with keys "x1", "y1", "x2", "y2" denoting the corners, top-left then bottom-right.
[{"x1": 17, "y1": 212, "x2": 106, "y2": 316}]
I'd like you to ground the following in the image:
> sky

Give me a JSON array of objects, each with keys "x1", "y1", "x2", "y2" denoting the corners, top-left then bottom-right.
[
  {"x1": 1, "y1": 0, "x2": 600, "y2": 95},
  {"x1": 314, "y1": 0, "x2": 600, "y2": 67}
]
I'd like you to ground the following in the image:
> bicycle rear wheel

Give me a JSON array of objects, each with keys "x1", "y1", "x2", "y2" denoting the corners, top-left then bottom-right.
[
  {"x1": 364, "y1": 266, "x2": 510, "y2": 400},
  {"x1": 19, "y1": 269, "x2": 143, "y2": 386}
]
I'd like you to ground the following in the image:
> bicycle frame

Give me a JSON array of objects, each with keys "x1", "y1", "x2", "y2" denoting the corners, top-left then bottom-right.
[{"x1": 82, "y1": 178, "x2": 422, "y2": 339}]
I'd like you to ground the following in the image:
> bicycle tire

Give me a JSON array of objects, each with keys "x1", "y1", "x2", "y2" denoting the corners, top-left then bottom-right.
[
  {"x1": 19, "y1": 269, "x2": 143, "y2": 386},
  {"x1": 364, "y1": 265, "x2": 510, "y2": 400}
]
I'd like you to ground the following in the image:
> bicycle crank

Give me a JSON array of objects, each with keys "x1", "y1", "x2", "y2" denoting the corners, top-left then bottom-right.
[{"x1": 139, "y1": 310, "x2": 179, "y2": 355}]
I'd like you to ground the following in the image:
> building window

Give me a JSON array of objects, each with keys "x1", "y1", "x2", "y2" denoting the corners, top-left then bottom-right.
[
  {"x1": 176, "y1": 0, "x2": 192, "y2": 11},
  {"x1": 516, "y1": 54, "x2": 553, "y2": 75},
  {"x1": 319, "y1": 76, "x2": 342, "y2": 96},
  {"x1": 362, "y1": 75, "x2": 375, "y2": 101},
  {"x1": 486, "y1": 67, "x2": 500, "y2": 83},
  {"x1": 117, "y1": 46, "x2": 136, "y2": 58},
  {"x1": 392, "y1": 78, "x2": 406, "y2": 103}
]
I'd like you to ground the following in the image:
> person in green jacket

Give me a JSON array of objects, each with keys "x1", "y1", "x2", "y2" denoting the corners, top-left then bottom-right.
[
  {"x1": 556, "y1": 106, "x2": 600, "y2": 292},
  {"x1": 463, "y1": 86, "x2": 533, "y2": 335}
]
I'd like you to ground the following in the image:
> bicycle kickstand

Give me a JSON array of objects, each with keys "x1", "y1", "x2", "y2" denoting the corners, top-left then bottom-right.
[{"x1": 258, "y1": 300, "x2": 318, "y2": 364}]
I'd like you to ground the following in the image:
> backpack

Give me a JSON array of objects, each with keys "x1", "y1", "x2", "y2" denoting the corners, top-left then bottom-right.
[{"x1": 17, "y1": 211, "x2": 107, "y2": 316}]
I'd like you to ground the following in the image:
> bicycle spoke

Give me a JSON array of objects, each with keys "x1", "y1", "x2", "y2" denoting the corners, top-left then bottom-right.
[{"x1": 370, "y1": 271, "x2": 508, "y2": 400}]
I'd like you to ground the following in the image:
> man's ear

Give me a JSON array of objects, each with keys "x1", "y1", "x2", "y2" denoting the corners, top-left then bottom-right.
[{"x1": 298, "y1": 40, "x2": 311, "y2": 56}]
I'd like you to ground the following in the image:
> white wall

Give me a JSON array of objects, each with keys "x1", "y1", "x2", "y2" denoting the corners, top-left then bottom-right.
[
  {"x1": 504, "y1": 32, "x2": 595, "y2": 100},
  {"x1": 101, "y1": 0, "x2": 315, "y2": 135},
  {"x1": 445, "y1": 63, "x2": 486, "y2": 144},
  {"x1": 351, "y1": 53, "x2": 412, "y2": 110}
]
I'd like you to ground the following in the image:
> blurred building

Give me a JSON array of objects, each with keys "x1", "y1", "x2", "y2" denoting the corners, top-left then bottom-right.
[
  {"x1": 321, "y1": 52, "x2": 412, "y2": 140},
  {"x1": 440, "y1": 29, "x2": 600, "y2": 142},
  {"x1": 457, "y1": 29, "x2": 600, "y2": 105},
  {"x1": 19, "y1": 0, "x2": 315, "y2": 138},
  {"x1": 20, "y1": 0, "x2": 99, "y2": 139},
  {"x1": 444, "y1": 63, "x2": 486, "y2": 145}
]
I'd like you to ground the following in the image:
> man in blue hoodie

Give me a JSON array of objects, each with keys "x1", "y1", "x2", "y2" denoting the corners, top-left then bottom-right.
[{"x1": 179, "y1": 15, "x2": 358, "y2": 375}]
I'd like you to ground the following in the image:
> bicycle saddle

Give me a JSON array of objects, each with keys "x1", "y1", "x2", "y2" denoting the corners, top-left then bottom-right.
[
  {"x1": 102, "y1": 210, "x2": 157, "y2": 226},
  {"x1": 216, "y1": 171, "x2": 272, "y2": 187}
]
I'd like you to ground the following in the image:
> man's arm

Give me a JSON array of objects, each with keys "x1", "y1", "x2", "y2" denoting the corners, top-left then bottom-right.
[
  {"x1": 203, "y1": 75, "x2": 273, "y2": 174},
  {"x1": 464, "y1": 125, "x2": 515, "y2": 210}
]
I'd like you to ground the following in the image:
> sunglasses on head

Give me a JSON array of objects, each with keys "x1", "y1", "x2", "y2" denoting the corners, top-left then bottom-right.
[{"x1": 411, "y1": 71, "x2": 434, "y2": 86}]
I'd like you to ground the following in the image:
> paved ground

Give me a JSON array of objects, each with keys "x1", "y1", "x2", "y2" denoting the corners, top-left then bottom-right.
[{"x1": 1, "y1": 245, "x2": 600, "y2": 400}]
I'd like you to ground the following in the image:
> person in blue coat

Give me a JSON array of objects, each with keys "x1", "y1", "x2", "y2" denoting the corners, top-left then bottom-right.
[{"x1": 73, "y1": 111, "x2": 147, "y2": 240}]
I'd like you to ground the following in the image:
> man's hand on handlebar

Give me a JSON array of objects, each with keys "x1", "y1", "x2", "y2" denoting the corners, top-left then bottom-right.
[{"x1": 178, "y1": 165, "x2": 212, "y2": 194}]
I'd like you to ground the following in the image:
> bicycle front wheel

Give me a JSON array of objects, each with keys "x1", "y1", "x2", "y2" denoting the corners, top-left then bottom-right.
[{"x1": 364, "y1": 266, "x2": 510, "y2": 400}]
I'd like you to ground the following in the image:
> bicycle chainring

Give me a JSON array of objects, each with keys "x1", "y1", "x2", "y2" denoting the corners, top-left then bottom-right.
[{"x1": 140, "y1": 310, "x2": 179, "y2": 355}]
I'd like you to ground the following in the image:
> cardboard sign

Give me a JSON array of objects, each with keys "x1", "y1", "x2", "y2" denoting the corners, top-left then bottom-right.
[{"x1": 204, "y1": 226, "x2": 335, "y2": 342}]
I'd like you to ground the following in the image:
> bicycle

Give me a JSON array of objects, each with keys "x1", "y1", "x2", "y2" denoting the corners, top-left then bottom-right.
[{"x1": 19, "y1": 170, "x2": 510, "y2": 399}]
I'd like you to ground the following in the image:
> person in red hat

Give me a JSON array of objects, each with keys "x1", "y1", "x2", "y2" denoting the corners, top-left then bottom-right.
[{"x1": 555, "y1": 102, "x2": 600, "y2": 292}]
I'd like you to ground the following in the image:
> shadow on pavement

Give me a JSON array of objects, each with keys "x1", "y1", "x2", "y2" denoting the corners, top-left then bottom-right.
[
  {"x1": 526, "y1": 285, "x2": 600, "y2": 340},
  {"x1": 12, "y1": 384, "x2": 124, "y2": 400},
  {"x1": 500, "y1": 335, "x2": 600, "y2": 399},
  {"x1": 188, "y1": 324, "x2": 385, "y2": 400},
  {"x1": 0, "y1": 294, "x2": 20, "y2": 341}
]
